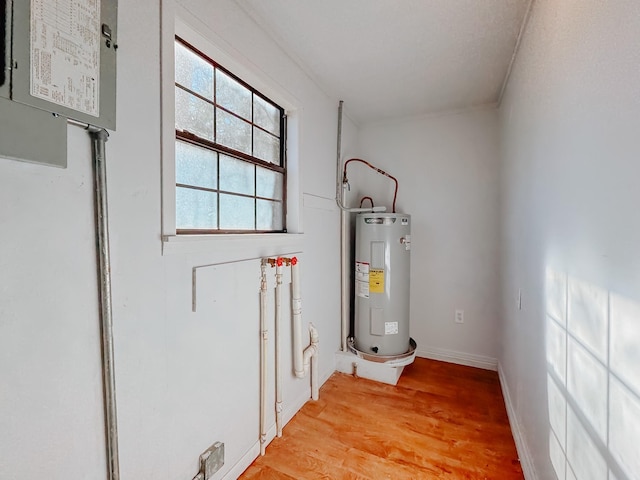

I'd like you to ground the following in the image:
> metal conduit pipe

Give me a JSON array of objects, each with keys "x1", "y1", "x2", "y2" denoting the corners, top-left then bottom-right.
[
  {"x1": 335, "y1": 102, "x2": 386, "y2": 352},
  {"x1": 89, "y1": 127, "x2": 120, "y2": 480},
  {"x1": 335, "y1": 103, "x2": 385, "y2": 214},
  {"x1": 336, "y1": 102, "x2": 349, "y2": 352},
  {"x1": 336, "y1": 101, "x2": 344, "y2": 212}
]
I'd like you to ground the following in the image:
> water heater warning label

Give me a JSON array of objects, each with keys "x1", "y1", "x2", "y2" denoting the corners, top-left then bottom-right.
[
  {"x1": 385, "y1": 322, "x2": 399, "y2": 335},
  {"x1": 355, "y1": 261, "x2": 369, "y2": 298},
  {"x1": 369, "y1": 269, "x2": 385, "y2": 293}
]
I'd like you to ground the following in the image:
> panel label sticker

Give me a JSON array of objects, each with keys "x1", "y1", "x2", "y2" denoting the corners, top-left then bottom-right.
[
  {"x1": 385, "y1": 322, "x2": 399, "y2": 335},
  {"x1": 355, "y1": 261, "x2": 369, "y2": 298},
  {"x1": 30, "y1": 0, "x2": 101, "y2": 116},
  {"x1": 369, "y1": 269, "x2": 385, "y2": 293}
]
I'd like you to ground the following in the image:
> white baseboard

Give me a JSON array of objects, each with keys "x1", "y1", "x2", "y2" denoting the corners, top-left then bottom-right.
[
  {"x1": 222, "y1": 370, "x2": 333, "y2": 480},
  {"x1": 222, "y1": 391, "x2": 313, "y2": 480},
  {"x1": 416, "y1": 346, "x2": 498, "y2": 371},
  {"x1": 223, "y1": 441, "x2": 261, "y2": 480},
  {"x1": 498, "y1": 363, "x2": 538, "y2": 480}
]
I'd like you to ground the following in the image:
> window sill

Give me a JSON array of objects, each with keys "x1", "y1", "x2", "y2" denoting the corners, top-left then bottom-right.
[{"x1": 162, "y1": 232, "x2": 304, "y2": 261}]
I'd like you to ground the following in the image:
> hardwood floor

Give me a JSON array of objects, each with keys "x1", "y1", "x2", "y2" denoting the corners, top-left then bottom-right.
[{"x1": 240, "y1": 358, "x2": 524, "y2": 479}]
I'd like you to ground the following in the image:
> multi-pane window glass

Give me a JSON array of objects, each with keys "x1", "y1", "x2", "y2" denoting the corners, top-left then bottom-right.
[{"x1": 174, "y1": 38, "x2": 286, "y2": 232}]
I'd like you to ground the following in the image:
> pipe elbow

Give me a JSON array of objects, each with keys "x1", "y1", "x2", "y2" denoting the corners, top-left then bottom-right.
[
  {"x1": 308, "y1": 323, "x2": 319, "y2": 344},
  {"x1": 302, "y1": 345, "x2": 318, "y2": 364}
]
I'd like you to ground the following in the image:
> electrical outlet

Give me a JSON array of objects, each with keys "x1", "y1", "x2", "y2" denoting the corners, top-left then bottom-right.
[
  {"x1": 200, "y1": 442, "x2": 224, "y2": 479},
  {"x1": 455, "y1": 309, "x2": 464, "y2": 324}
]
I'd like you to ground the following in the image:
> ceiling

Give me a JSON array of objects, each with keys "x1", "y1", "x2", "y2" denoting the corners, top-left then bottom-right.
[{"x1": 237, "y1": 0, "x2": 531, "y2": 124}]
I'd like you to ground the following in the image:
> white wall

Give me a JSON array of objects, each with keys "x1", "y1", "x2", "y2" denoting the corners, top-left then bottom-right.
[
  {"x1": 356, "y1": 109, "x2": 502, "y2": 367},
  {"x1": 0, "y1": 129, "x2": 109, "y2": 479},
  {"x1": 499, "y1": 1, "x2": 640, "y2": 479},
  {"x1": 8, "y1": 1, "x2": 639, "y2": 479},
  {"x1": 0, "y1": 0, "x2": 350, "y2": 478}
]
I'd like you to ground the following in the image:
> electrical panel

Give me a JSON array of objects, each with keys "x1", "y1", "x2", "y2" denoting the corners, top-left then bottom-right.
[{"x1": 1, "y1": 0, "x2": 117, "y2": 167}]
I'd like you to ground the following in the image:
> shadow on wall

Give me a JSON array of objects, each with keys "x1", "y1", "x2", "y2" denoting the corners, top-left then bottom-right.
[{"x1": 545, "y1": 268, "x2": 640, "y2": 480}]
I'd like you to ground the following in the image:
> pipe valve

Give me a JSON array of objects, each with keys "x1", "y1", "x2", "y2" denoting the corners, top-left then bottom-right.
[{"x1": 266, "y1": 257, "x2": 293, "y2": 267}]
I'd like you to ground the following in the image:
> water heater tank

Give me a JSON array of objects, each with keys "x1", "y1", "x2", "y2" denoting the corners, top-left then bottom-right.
[{"x1": 354, "y1": 213, "x2": 411, "y2": 356}]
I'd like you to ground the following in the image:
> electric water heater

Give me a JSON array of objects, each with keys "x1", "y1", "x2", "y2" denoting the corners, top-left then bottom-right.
[{"x1": 354, "y1": 213, "x2": 411, "y2": 356}]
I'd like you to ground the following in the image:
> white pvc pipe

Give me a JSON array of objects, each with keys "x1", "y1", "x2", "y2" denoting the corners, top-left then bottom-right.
[
  {"x1": 274, "y1": 262, "x2": 284, "y2": 437},
  {"x1": 291, "y1": 259, "x2": 304, "y2": 377},
  {"x1": 343, "y1": 206, "x2": 386, "y2": 213},
  {"x1": 306, "y1": 324, "x2": 319, "y2": 401},
  {"x1": 291, "y1": 260, "x2": 319, "y2": 400},
  {"x1": 259, "y1": 262, "x2": 268, "y2": 456},
  {"x1": 258, "y1": 256, "x2": 317, "y2": 451}
]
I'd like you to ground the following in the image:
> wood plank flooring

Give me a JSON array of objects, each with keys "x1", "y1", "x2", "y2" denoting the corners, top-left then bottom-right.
[{"x1": 240, "y1": 358, "x2": 524, "y2": 479}]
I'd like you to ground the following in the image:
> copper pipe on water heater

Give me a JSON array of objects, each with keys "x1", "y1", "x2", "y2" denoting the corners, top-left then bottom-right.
[
  {"x1": 335, "y1": 102, "x2": 389, "y2": 351},
  {"x1": 342, "y1": 158, "x2": 399, "y2": 213}
]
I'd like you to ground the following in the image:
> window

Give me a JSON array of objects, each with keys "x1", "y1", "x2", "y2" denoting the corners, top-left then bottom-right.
[{"x1": 174, "y1": 37, "x2": 286, "y2": 233}]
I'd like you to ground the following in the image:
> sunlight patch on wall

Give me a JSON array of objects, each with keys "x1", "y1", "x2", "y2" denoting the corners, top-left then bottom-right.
[
  {"x1": 547, "y1": 374, "x2": 566, "y2": 448},
  {"x1": 567, "y1": 406, "x2": 607, "y2": 480},
  {"x1": 609, "y1": 377, "x2": 640, "y2": 477},
  {"x1": 546, "y1": 269, "x2": 567, "y2": 326},
  {"x1": 567, "y1": 338, "x2": 607, "y2": 441},
  {"x1": 568, "y1": 277, "x2": 608, "y2": 363},
  {"x1": 567, "y1": 467, "x2": 577, "y2": 480},
  {"x1": 545, "y1": 267, "x2": 640, "y2": 480},
  {"x1": 610, "y1": 294, "x2": 640, "y2": 398},
  {"x1": 546, "y1": 316, "x2": 567, "y2": 385},
  {"x1": 549, "y1": 430, "x2": 566, "y2": 480}
]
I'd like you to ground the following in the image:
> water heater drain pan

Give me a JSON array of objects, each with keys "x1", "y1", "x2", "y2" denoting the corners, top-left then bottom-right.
[{"x1": 347, "y1": 337, "x2": 417, "y2": 366}]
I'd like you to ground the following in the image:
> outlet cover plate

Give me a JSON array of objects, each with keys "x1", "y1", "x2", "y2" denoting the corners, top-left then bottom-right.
[{"x1": 200, "y1": 442, "x2": 224, "y2": 479}]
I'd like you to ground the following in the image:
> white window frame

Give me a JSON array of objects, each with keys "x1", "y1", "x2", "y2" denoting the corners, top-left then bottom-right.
[{"x1": 160, "y1": 3, "x2": 303, "y2": 257}]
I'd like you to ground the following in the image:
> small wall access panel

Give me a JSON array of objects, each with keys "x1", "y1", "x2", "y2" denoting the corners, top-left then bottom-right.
[{"x1": 0, "y1": 0, "x2": 117, "y2": 167}]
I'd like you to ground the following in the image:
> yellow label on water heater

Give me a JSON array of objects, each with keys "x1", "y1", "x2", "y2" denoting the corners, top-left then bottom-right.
[{"x1": 369, "y1": 269, "x2": 385, "y2": 293}]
